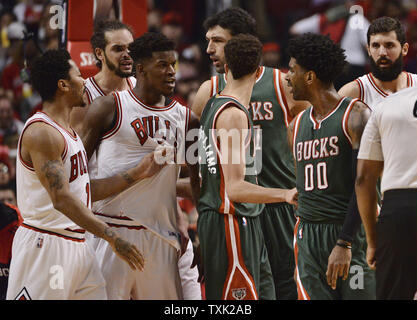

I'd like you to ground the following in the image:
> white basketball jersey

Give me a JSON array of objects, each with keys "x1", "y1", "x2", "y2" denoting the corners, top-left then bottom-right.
[
  {"x1": 84, "y1": 75, "x2": 136, "y2": 103},
  {"x1": 84, "y1": 76, "x2": 136, "y2": 181},
  {"x1": 16, "y1": 112, "x2": 90, "y2": 240},
  {"x1": 355, "y1": 72, "x2": 417, "y2": 110},
  {"x1": 93, "y1": 89, "x2": 191, "y2": 249}
]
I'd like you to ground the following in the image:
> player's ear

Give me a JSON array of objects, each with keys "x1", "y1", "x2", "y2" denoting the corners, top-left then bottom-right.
[
  {"x1": 255, "y1": 66, "x2": 262, "y2": 78},
  {"x1": 95, "y1": 47, "x2": 104, "y2": 64},
  {"x1": 224, "y1": 63, "x2": 229, "y2": 81},
  {"x1": 402, "y1": 42, "x2": 409, "y2": 56},
  {"x1": 137, "y1": 62, "x2": 145, "y2": 76},
  {"x1": 305, "y1": 70, "x2": 315, "y2": 85},
  {"x1": 57, "y1": 79, "x2": 70, "y2": 93}
]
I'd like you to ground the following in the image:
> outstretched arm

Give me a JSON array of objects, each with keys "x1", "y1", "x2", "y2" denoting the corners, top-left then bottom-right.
[
  {"x1": 216, "y1": 106, "x2": 297, "y2": 204},
  {"x1": 22, "y1": 123, "x2": 144, "y2": 271}
]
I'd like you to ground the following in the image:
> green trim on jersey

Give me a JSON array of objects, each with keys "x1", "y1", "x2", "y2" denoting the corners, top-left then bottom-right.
[
  {"x1": 197, "y1": 94, "x2": 264, "y2": 217},
  {"x1": 293, "y1": 97, "x2": 357, "y2": 223},
  {"x1": 215, "y1": 67, "x2": 295, "y2": 189}
]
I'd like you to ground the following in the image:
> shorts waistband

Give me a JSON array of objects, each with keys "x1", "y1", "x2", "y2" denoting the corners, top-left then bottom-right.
[
  {"x1": 22, "y1": 223, "x2": 85, "y2": 242},
  {"x1": 382, "y1": 188, "x2": 417, "y2": 206},
  {"x1": 93, "y1": 212, "x2": 147, "y2": 230}
]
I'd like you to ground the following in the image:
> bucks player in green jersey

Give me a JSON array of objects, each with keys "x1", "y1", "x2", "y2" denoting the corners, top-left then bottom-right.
[
  {"x1": 192, "y1": 7, "x2": 308, "y2": 300},
  {"x1": 287, "y1": 33, "x2": 375, "y2": 299},
  {"x1": 197, "y1": 34, "x2": 297, "y2": 300}
]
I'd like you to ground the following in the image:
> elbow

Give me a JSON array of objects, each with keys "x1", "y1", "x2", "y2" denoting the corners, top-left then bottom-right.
[
  {"x1": 225, "y1": 181, "x2": 241, "y2": 203},
  {"x1": 51, "y1": 192, "x2": 72, "y2": 213}
]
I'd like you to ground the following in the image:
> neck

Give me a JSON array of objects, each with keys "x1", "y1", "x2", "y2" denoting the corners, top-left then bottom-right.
[
  {"x1": 307, "y1": 84, "x2": 341, "y2": 119},
  {"x1": 94, "y1": 68, "x2": 130, "y2": 94},
  {"x1": 133, "y1": 81, "x2": 165, "y2": 106},
  {"x1": 371, "y1": 71, "x2": 406, "y2": 93},
  {"x1": 221, "y1": 75, "x2": 255, "y2": 109},
  {"x1": 41, "y1": 97, "x2": 73, "y2": 130}
]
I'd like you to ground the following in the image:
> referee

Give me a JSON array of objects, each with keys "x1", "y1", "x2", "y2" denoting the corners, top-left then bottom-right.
[{"x1": 355, "y1": 86, "x2": 417, "y2": 300}]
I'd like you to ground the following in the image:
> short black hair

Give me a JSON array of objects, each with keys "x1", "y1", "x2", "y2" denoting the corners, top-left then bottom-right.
[
  {"x1": 203, "y1": 7, "x2": 257, "y2": 36},
  {"x1": 128, "y1": 32, "x2": 175, "y2": 64},
  {"x1": 367, "y1": 16, "x2": 406, "y2": 46},
  {"x1": 225, "y1": 34, "x2": 262, "y2": 79},
  {"x1": 90, "y1": 19, "x2": 133, "y2": 68},
  {"x1": 288, "y1": 33, "x2": 347, "y2": 84},
  {"x1": 30, "y1": 49, "x2": 72, "y2": 102}
]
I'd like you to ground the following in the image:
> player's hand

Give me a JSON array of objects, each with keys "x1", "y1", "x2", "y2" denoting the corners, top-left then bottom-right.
[
  {"x1": 135, "y1": 150, "x2": 167, "y2": 180},
  {"x1": 366, "y1": 245, "x2": 377, "y2": 270},
  {"x1": 285, "y1": 188, "x2": 298, "y2": 206},
  {"x1": 191, "y1": 244, "x2": 204, "y2": 283},
  {"x1": 326, "y1": 243, "x2": 352, "y2": 290},
  {"x1": 111, "y1": 237, "x2": 145, "y2": 271}
]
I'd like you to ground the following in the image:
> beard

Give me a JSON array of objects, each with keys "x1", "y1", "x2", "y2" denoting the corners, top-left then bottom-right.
[
  {"x1": 370, "y1": 54, "x2": 403, "y2": 82},
  {"x1": 104, "y1": 52, "x2": 132, "y2": 78}
]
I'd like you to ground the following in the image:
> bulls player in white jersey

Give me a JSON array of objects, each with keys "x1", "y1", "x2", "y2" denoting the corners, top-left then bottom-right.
[
  {"x1": 5, "y1": 49, "x2": 166, "y2": 300},
  {"x1": 72, "y1": 20, "x2": 201, "y2": 299},
  {"x1": 339, "y1": 17, "x2": 417, "y2": 108},
  {"x1": 80, "y1": 32, "x2": 200, "y2": 300}
]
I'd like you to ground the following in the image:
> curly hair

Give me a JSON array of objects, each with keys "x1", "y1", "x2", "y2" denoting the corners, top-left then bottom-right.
[
  {"x1": 30, "y1": 49, "x2": 71, "y2": 102},
  {"x1": 367, "y1": 16, "x2": 406, "y2": 46},
  {"x1": 224, "y1": 34, "x2": 262, "y2": 79},
  {"x1": 288, "y1": 33, "x2": 347, "y2": 84},
  {"x1": 90, "y1": 19, "x2": 133, "y2": 68},
  {"x1": 128, "y1": 32, "x2": 175, "y2": 64},
  {"x1": 203, "y1": 7, "x2": 257, "y2": 36}
]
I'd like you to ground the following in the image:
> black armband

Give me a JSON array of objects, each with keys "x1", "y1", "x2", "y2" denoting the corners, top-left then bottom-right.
[{"x1": 338, "y1": 149, "x2": 362, "y2": 243}]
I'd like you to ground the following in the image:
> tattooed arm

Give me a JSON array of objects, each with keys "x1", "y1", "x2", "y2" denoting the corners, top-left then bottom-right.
[
  {"x1": 21, "y1": 122, "x2": 145, "y2": 271},
  {"x1": 90, "y1": 150, "x2": 166, "y2": 202}
]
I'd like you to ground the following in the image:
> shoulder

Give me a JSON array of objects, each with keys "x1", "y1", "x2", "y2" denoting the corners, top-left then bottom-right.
[
  {"x1": 191, "y1": 79, "x2": 213, "y2": 119},
  {"x1": 22, "y1": 121, "x2": 65, "y2": 155},
  {"x1": 215, "y1": 103, "x2": 248, "y2": 130},
  {"x1": 338, "y1": 80, "x2": 361, "y2": 98}
]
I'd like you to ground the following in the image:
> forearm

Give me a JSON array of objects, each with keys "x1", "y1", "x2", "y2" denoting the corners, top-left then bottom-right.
[
  {"x1": 53, "y1": 193, "x2": 116, "y2": 243},
  {"x1": 227, "y1": 180, "x2": 289, "y2": 204},
  {"x1": 355, "y1": 179, "x2": 378, "y2": 247},
  {"x1": 176, "y1": 177, "x2": 193, "y2": 200},
  {"x1": 339, "y1": 149, "x2": 361, "y2": 244},
  {"x1": 91, "y1": 165, "x2": 147, "y2": 202}
]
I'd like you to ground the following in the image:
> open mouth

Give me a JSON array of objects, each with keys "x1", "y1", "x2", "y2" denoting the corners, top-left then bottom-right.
[
  {"x1": 378, "y1": 60, "x2": 392, "y2": 67},
  {"x1": 165, "y1": 79, "x2": 176, "y2": 88},
  {"x1": 120, "y1": 60, "x2": 132, "y2": 70}
]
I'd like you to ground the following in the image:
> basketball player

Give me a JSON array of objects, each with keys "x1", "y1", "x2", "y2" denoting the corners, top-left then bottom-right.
[
  {"x1": 286, "y1": 33, "x2": 375, "y2": 299},
  {"x1": 6, "y1": 49, "x2": 149, "y2": 300},
  {"x1": 337, "y1": 16, "x2": 417, "y2": 254},
  {"x1": 74, "y1": 20, "x2": 201, "y2": 300},
  {"x1": 198, "y1": 33, "x2": 297, "y2": 300},
  {"x1": 339, "y1": 16, "x2": 417, "y2": 109},
  {"x1": 70, "y1": 20, "x2": 135, "y2": 133},
  {"x1": 356, "y1": 86, "x2": 417, "y2": 300},
  {"x1": 80, "y1": 32, "x2": 198, "y2": 300},
  {"x1": 192, "y1": 7, "x2": 308, "y2": 300}
]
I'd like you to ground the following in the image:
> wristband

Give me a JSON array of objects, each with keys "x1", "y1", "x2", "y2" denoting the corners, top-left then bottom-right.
[{"x1": 336, "y1": 242, "x2": 352, "y2": 250}]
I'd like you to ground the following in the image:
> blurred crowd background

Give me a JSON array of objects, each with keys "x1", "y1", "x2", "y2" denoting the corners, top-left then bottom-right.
[{"x1": 0, "y1": 0, "x2": 416, "y2": 237}]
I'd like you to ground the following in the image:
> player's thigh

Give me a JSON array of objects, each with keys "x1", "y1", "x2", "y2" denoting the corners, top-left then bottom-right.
[
  {"x1": 7, "y1": 227, "x2": 87, "y2": 300},
  {"x1": 132, "y1": 229, "x2": 182, "y2": 300}
]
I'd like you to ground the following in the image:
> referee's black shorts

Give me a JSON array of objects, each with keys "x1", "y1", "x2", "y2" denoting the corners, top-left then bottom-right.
[{"x1": 376, "y1": 189, "x2": 417, "y2": 300}]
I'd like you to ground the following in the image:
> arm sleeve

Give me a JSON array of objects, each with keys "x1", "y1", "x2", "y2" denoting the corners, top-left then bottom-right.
[{"x1": 338, "y1": 149, "x2": 361, "y2": 243}]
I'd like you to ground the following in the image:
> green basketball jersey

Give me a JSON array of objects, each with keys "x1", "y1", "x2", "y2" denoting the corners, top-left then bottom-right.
[
  {"x1": 197, "y1": 94, "x2": 264, "y2": 217},
  {"x1": 213, "y1": 66, "x2": 295, "y2": 189},
  {"x1": 293, "y1": 97, "x2": 357, "y2": 223}
]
